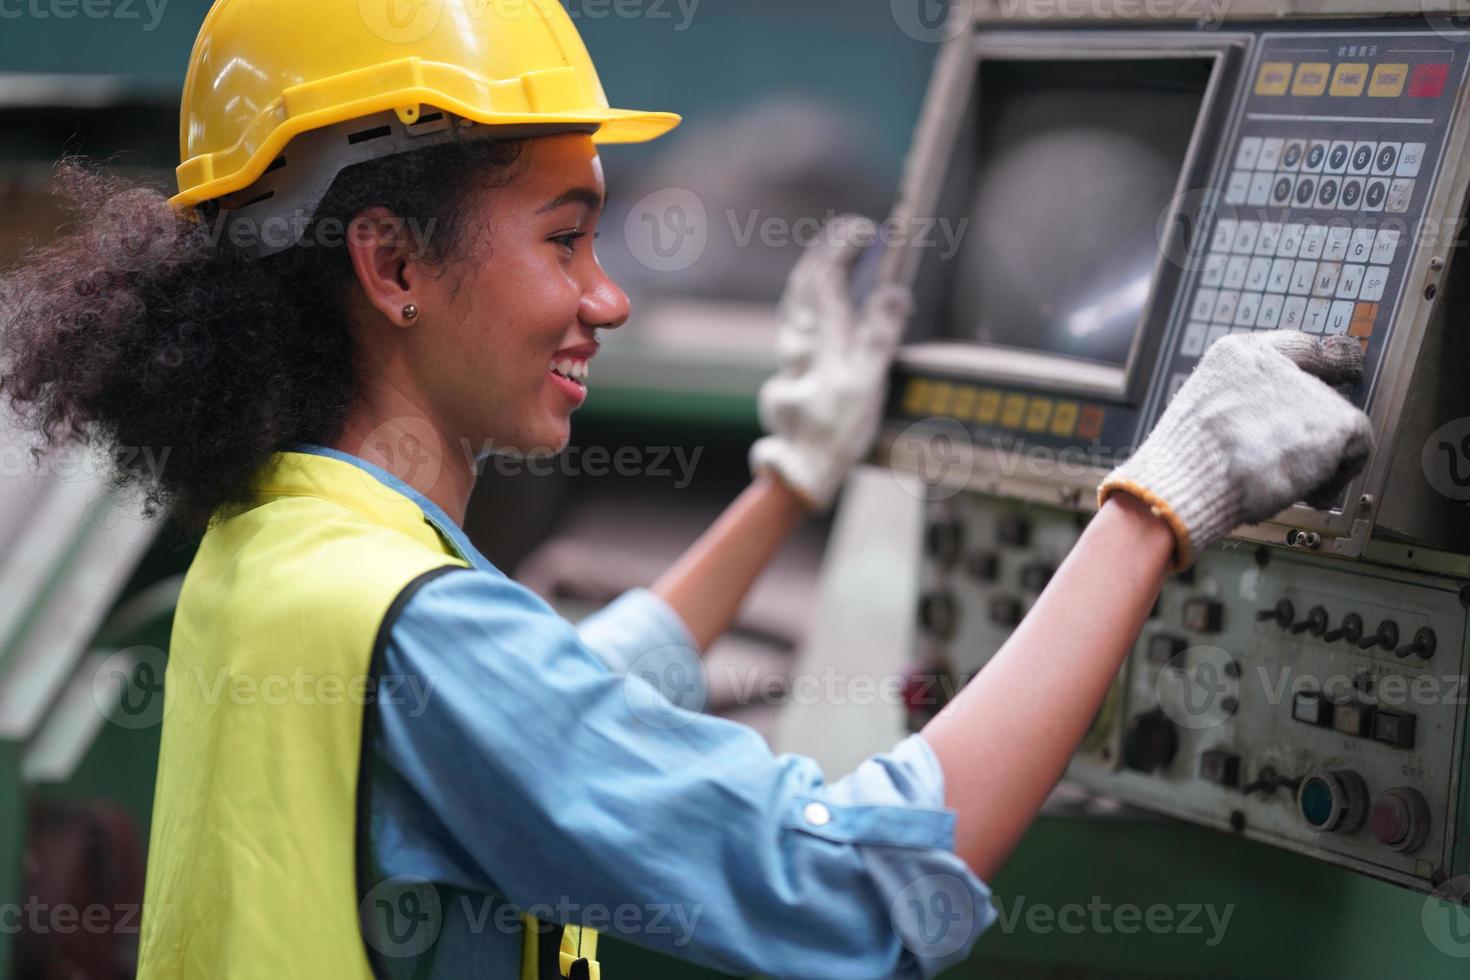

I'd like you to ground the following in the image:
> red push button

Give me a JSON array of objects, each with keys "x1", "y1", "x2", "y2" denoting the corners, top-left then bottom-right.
[{"x1": 1409, "y1": 63, "x2": 1450, "y2": 98}]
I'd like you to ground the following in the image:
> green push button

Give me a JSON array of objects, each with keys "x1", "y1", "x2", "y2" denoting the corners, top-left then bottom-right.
[{"x1": 1301, "y1": 777, "x2": 1335, "y2": 829}]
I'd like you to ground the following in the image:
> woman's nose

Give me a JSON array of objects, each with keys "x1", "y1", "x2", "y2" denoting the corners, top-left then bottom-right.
[{"x1": 581, "y1": 266, "x2": 631, "y2": 330}]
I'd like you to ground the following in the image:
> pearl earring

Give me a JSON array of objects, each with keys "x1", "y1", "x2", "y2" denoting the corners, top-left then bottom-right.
[{"x1": 402, "y1": 303, "x2": 419, "y2": 322}]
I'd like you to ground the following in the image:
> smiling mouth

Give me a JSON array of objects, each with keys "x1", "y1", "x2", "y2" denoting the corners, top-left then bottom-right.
[{"x1": 550, "y1": 357, "x2": 589, "y2": 387}]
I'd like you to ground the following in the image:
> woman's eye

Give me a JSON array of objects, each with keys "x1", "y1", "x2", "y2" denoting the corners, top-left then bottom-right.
[{"x1": 552, "y1": 231, "x2": 588, "y2": 252}]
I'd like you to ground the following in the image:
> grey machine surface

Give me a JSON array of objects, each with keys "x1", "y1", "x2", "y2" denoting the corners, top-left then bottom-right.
[{"x1": 779, "y1": 1, "x2": 1470, "y2": 902}]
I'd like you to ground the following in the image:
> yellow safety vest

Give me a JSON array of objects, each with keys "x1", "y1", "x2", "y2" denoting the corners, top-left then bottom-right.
[{"x1": 136, "y1": 449, "x2": 599, "y2": 978}]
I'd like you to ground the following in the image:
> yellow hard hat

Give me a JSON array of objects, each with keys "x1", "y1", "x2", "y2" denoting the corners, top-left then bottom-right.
[{"x1": 170, "y1": 0, "x2": 681, "y2": 209}]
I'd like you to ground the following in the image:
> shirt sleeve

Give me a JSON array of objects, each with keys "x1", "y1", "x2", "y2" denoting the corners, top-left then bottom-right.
[
  {"x1": 573, "y1": 587, "x2": 709, "y2": 713},
  {"x1": 376, "y1": 567, "x2": 996, "y2": 979}
]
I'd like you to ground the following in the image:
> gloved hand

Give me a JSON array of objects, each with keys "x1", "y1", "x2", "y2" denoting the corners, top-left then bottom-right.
[
  {"x1": 749, "y1": 215, "x2": 911, "y2": 511},
  {"x1": 1099, "y1": 330, "x2": 1374, "y2": 569}
]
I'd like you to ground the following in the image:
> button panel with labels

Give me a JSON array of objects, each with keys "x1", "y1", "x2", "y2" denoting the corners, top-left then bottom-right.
[{"x1": 1152, "y1": 33, "x2": 1470, "y2": 422}]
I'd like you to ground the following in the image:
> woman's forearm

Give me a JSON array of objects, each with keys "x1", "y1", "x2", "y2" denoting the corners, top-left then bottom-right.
[
  {"x1": 922, "y1": 492, "x2": 1176, "y2": 881},
  {"x1": 652, "y1": 472, "x2": 810, "y2": 652}
]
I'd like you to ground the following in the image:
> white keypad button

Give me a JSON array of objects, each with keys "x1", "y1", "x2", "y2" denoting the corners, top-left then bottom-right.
[
  {"x1": 1246, "y1": 257, "x2": 1272, "y2": 291},
  {"x1": 1223, "y1": 256, "x2": 1250, "y2": 289},
  {"x1": 1325, "y1": 140, "x2": 1353, "y2": 174},
  {"x1": 1300, "y1": 224, "x2": 1327, "y2": 259},
  {"x1": 1281, "y1": 139, "x2": 1307, "y2": 171},
  {"x1": 1257, "y1": 293, "x2": 1285, "y2": 328},
  {"x1": 1225, "y1": 170, "x2": 1251, "y2": 206},
  {"x1": 1233, "y1": 221, "x2": 1261, "y2": 254},
  {"x1": 1313, "y1": 262, "x2": 1341, "y2": 297},
  {"x1": 1387, "y1": 179, "x2": 1414, "y2": 213},
  {"x1": 1281, "y1": 296, "x2": 1308, "y2": 330},
  {"x1": 1235, "y1": 291, "x2": 1262, "y2": 326},
  {"x1": 1213, "y1": 290, "x2": 1240, "y2": 323},
  {"x1": 1348, "y1": 141, "x2": 1377, "y2": 175},
  {"x1": 1339, "y1": 177, "x2": 1365, "y2": 211},
  {"x1": 1279, "y1": 223, "x2": 1305, "y2": 258},
  {"x1": 1347, "y1": 228, "x2": 1376, "y2": 263},
  {"x1": 1316, "y1": 177, "x2": 1342, "y2": 208},
  {"x1": 1248, "y1": 172, "x2": 1274, "y2": 207},
  {"x1": 1255, "y1": 222, "x2": 1282, "y2": 255},
  {"x1": 1181, "y1": 321, "x2": 1208, "y2": 357},
  {"x1": 1268, "y1": 258, "x2": 1295, "y2": 293},
  {"x1": 1270, "y1": 173, "x2": 1296, "y2": 206},
  {"x1": 1211, "y1": 219, "x2": 1238, "y2": 253},
  {"x1": 1362, "y1": 178, "x2": 1388, "y2": 213},
  {"x1": 1201, "y1": 252, "x2": 1227, "y2": 287},
  {"x1": 1374, "y1": 142, "x2": 1402, "y2": 175},
  {"x1": 1191, "y1": 288, "x2": 1219, "y2": 321},
  {"x1": 1304, "y1": 298, "x2": 1331, "y2": 333},
  {"x1": 1289, "y1": 261, "x2": 1318, "y2": 295},
  {"x1": 1337, "y1": 263, "x2": 1365, "y2": 300},
  {"x1": 1370, "y1": 229, "x2": 1400, "y2": 265},
  {"x1": 1360, "y1": 266, "x2": 1389, "y2": 302},
  {"x1": 1397, "y1": 142, "x2": 1425, "y2": 178},
  {"x1": 1257, "y1": 137, "x2": 1285, "y2": 171},
  {"x1": 1235, "y1": 136, "x2": 1263, "y2": 170},
  {"x1": 1326, "y1": 300, "x2": 1355, "y2": 335},
  {"x1": 1303, "y1": 141, "x2": 1329, "y2": 173},
  {"x1": 1326, "y1": 226, "x2": 1353, "y2": 262}
]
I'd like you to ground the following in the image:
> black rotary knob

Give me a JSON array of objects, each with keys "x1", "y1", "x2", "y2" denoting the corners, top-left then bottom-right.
[{"x1": 1122, "y1": 708, "x2": 1179, "y2": 774}]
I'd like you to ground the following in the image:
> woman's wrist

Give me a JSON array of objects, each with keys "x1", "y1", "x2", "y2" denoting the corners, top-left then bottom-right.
[{"x1": 1100, "y1": 489, "x2": 1180, "y2": 571}]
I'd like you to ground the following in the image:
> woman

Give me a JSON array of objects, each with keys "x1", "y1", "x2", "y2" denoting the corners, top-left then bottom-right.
[{"x1": 0, "y1": 1, "x2": 1373, "y2": 977}]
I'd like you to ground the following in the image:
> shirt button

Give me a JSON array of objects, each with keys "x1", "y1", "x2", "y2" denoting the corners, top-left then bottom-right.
[{"x1": 803, "y1": 802, "x2": 832, "y2": 827}]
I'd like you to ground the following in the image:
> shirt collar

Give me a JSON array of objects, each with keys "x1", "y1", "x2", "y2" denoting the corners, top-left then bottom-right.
[{"x1": 253, "y1": 443, "x2": 497, "y2": 573}]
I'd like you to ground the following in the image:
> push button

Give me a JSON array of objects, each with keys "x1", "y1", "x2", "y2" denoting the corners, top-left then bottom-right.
[
  {"x1": 1331, "y1": 701, "x2": 1375, "y2": 737},
  {"x1": 1183, "y1": 598, "x2": 1223, "y2": 633},
  {"x1": 1375, "y1": 143, "x2": 1399, "y2": 174},
  {"x1": 1293, "y1": 690, "x2": 1332, "y2": 726},
  {"x1": 996, "y1": 514, "x2": 1031, "y2": 547},
  {"x1": 989, "y1": 595, "x2": 1024, "y2": 628},
  {"x1": 1372, "y1": 709, "x2": 1416, "y2": 749},
  {"x1": 1147, "y1": 633, "x2": 1188, "y2": 666},
  {"x1": 1199, "y1": 750, "x2": 1241, "y2": 788}
]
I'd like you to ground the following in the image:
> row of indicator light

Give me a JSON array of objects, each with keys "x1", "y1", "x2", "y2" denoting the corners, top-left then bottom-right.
[
  {"x1": 900, "y1": 378, "x2": 1107, "y2": 440},
  {"x1": 1254, "y1": 61, "x2": 1449, "y2": 99}
]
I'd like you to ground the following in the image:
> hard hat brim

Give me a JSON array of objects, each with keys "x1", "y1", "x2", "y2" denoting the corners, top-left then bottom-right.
[{"x1": 169, "y1": 103, "x2": 681, "y2": 211}]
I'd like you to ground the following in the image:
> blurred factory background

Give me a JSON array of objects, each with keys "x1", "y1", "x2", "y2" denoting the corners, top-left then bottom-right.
[{"x1": 3, "y1": 2, "x2": 1469, "y2": 979}]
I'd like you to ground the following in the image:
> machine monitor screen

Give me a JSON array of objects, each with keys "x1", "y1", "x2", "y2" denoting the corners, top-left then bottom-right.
[{"x1": 934, "y1": 58, "x2": 1214, "y2": 390}]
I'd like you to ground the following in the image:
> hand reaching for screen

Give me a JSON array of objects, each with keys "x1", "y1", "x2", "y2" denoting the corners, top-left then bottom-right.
[
  {"x1": 1099, "y1": 330, "x2": 1374, "y2": 569},
  {"x1": 749, "y1": 215, "x2": 911, "y2": 511}
]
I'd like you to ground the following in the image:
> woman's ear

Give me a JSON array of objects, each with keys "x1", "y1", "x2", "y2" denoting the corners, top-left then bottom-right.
[{"x1": 345, "y1": 205, "x2": 423, "y2": 329}]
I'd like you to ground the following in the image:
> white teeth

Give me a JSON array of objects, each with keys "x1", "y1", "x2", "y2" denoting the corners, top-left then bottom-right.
[
  {"x1": 551, "y1": 358, "x2": 588, "y2": 385},
  {"x1": 574, "y1": 360, "x2": 589, "y2": 380}
]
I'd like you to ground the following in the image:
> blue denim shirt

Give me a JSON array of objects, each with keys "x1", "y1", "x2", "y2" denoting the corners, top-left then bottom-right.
[{"x1": 297, "y1": 445, "x2": 995, "y2": 979}]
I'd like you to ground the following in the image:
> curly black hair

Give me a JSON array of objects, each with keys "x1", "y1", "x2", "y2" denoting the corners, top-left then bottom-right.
[{"x1": 0, "y1": 137, "x2": 527, "y2": 536}]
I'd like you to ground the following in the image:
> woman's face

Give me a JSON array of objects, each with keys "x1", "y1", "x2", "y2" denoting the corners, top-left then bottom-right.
[{"x1": 369, "y1": 132, "x2": 629, "y2": 459}]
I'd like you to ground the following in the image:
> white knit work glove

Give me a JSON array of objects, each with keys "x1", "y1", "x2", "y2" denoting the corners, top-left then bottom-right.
[
  {"x1": 1099, "y1": 330, "x2": 1373, "y2": 570},
  {"x1": 749, "y1": 215, "x2": 911, "y2": 511}
]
